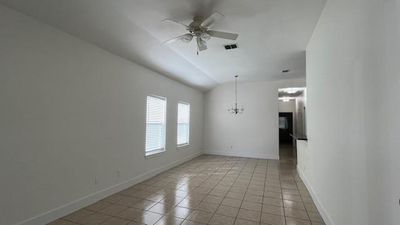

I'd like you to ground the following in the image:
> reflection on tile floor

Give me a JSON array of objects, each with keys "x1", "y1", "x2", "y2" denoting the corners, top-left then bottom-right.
[{"x1": 48, "y1": 153, "x2": 325, "y2": 225}]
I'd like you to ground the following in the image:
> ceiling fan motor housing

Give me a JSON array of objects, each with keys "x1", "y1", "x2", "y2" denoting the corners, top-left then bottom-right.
[{"x1": 189, "y1": 17, "x2": 207, "y2": 36}]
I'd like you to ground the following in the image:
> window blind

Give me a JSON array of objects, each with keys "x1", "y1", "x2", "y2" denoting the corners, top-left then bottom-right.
[
  {"x1": 145, "y1": 96, "x2": 167, "y2": 155},
  {"x1": 177, "y1": 102, "x2": 190, "y2": 146}
]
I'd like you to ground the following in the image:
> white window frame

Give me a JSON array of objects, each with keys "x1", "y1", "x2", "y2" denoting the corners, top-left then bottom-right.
[
  {"x1": 145, "y1": 95, "x2": 167, "y2": 157},
  {"x1": 177, "y1": 101, "x2": 190, "y2": 148}
]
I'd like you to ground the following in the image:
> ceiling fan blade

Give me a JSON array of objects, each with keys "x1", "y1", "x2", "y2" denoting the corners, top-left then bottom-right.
[
  {"x1": 200, "y1": 12, "x2": 224, "y2": 29},
  {"x1": 162, "y1": 19, "x2": 189, "y2": 29},
  {"x1": 207, "y1": 30, "x2": 239, "y2": 40},
  {"x1": 197, "y1": 36, "x2": 207, "y2": 51},
  {"x1": 164, "y1": 34, "x2": 193, "y2": 44}
]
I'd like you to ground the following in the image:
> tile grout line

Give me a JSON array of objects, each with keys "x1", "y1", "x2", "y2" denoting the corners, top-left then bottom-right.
[
  {"x1": 207, "y1": 158, "x2": 243, "y2": 225},
  {"x1": 53, "y1": 154, "x2": 323, "y2": 225},
  {"x1": 201, "y1": 157, "x2": 248, "y2": 225},
  {"x1": 231, "y1": 159, "x2": 256, "y2": 225},
  {"x1": 260, "y1": 158, "x2": 269, "y2": 225},
  {"x1": 177, "y1": 156, "x2": 242, "y2": 225}
]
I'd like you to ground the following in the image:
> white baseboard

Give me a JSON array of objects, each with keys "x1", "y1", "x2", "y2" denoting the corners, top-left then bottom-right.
[
  {"x1": 204, "y1": 151, "x2": 279, "y2": 160},
  {"x1": 15, "y1": 152, "x2": 203, "y2": 225},
  {"x1": 297, "y1": 166, "x2": 335, "y2": 225}
]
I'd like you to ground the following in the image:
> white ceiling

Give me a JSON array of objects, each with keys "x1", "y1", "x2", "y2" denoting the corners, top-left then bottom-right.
[{"x1": 0, "y1": 0, "x2": 325, "y2": 91}]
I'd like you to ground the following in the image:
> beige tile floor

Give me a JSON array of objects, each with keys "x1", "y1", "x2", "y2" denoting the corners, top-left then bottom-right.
[{"x1": 49, "y1": 147, "x2": 325, "y2": 225}]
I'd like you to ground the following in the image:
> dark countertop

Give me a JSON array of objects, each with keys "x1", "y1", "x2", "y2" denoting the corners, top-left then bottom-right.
[{"x1": 290, "y1": 134, "x2": 308, "y2": 141}]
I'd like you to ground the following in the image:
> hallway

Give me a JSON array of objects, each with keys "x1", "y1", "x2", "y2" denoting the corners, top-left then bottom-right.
[{"x1": 279, "y1": 144, "x2": 297, "y2": 163}]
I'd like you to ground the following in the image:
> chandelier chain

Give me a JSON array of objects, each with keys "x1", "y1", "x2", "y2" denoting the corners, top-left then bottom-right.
[{"x1": 228, "y1": 75, "x2": 244, "y2": 114}]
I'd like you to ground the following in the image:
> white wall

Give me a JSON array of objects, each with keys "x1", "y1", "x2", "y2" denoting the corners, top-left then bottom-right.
[
  {"x1": 296, "y1": 139, "x2": 308, "y2": 175},
  {"x1": 278, "y1": 100, "x2": 296, "y2": 113},
  {"x1": 204, "y1": 79, "x2": 305, "y2": 159},
  {"x1": 294, "y1": 92, "x2": 307, "y2": 137},
  {"x1": 0, "y1": 6, "x2": 204, "y2": 225},
  {"x1": 303, "y1": 0, "x2": 400, "y2": 225}
]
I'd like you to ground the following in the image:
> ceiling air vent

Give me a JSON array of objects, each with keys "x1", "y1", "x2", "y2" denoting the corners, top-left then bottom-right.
[{"x1": 224, "y1": 44, "x2": 238, "y2": 50}]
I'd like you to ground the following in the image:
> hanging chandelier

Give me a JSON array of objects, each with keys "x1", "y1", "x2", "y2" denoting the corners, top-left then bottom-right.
[{"x1": 228, "y1": 75, "x2": 244, "y2": 114}]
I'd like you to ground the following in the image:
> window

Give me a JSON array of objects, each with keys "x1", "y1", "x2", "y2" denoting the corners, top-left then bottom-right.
[
  {"x1": 177, "y1": 102, "x2": 190, "y2": 147},
  {"x1": 279, "y1": 117, "x2": 288, "y2": 129},
  {"x1": 145, "y1": 96, "x2": 167, "y2": 156}
]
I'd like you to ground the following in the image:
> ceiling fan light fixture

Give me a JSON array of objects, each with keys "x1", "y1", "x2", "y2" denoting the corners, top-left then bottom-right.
[
  {"x1": 181, "y1": 34, "x2": 194, "y2": 43},
  {"x1": 200, "y1": 32, "x2": 211, "y2": 41}
]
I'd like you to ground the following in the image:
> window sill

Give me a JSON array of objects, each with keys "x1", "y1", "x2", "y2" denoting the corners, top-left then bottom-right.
[
  {"x1": 145, "y1": 149, "x2": 165, "y2": 158},
  {"x1": 177, "y1": 144, "x2": 190, "y2": 150}
]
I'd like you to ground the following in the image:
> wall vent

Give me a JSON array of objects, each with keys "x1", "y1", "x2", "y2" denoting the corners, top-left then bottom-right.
[{"x1": 224, "y1": 44, "x2": 238, "y2": 50}]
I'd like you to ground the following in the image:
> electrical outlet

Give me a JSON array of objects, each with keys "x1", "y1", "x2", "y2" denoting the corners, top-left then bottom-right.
[
  {"x1": 116, "y1": 170, "x2": 120, "y2": 178},
  {"x1": 94, "y1": 176, "x2": 98, "y2": 185}
]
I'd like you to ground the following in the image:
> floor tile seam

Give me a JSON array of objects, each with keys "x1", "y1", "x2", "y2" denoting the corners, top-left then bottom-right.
[
  {"x1": 189, "y1": 158, "x2": 249, "y2": 225},
  {"x1": 259, "y1": 159, "x2": 269, "y2": 225},
  {"x1": 201, "y1": 159, "x2": 243, "y2": 225},
  {"x1": 150, "y1": 160, "x2": 224, "y2": 225},
  {"x1": 231, "y1": 161, "x2": 256, "y2": 225},
  {"x1": 292, "y1": 172, "x2": 314, "y2": 222},
  {"x1": 286, "y1": 167, "x2": 312, "y2": 223}
]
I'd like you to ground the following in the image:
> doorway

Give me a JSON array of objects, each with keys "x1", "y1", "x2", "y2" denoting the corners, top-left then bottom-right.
[
  {"x1": 278, "y1": 87, "x2": 307, "y2": 161},
  {"x1": 279, "y1": 112, "x2": 296, "y2": 160},
  {"x1": 279, "y1": 112, "x2": 293, "y2": 144}
]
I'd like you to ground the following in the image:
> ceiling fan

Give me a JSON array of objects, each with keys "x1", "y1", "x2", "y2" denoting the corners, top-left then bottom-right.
[{"x1": 163, "y1": 12, "x2": 239, "y2": 54}]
